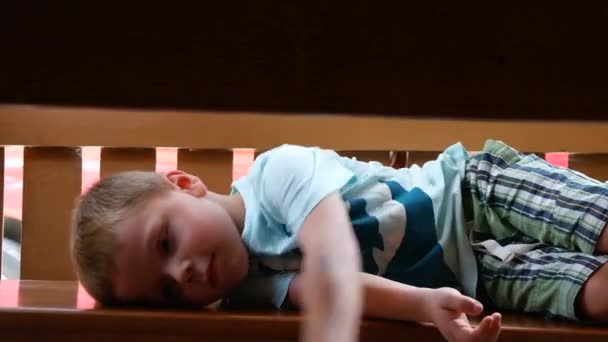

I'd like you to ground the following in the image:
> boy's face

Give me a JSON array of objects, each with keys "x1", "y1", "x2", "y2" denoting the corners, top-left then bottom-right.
[{"x1": 111, "y1": 182, "x2": 248, "y2": 307}]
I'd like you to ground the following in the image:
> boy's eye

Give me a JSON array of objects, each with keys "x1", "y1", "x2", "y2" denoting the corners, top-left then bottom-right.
[{"x1": 158, "y1": 225, "x2": 171, "y2": 255}]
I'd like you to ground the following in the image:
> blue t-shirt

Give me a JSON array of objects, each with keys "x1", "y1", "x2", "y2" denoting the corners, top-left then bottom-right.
[{"x1": 227, "y1": 144, "x2": 477, "y2": 308}]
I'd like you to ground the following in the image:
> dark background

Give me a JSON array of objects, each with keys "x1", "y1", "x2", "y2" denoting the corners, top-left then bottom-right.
[{"x1": 1, "y1": 2, "x2": 607, "y2": 119}]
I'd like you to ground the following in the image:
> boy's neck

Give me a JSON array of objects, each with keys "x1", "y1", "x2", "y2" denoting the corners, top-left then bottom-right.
[{"x1": 205, "y1": 192, "x2": 246, "y2": 234}]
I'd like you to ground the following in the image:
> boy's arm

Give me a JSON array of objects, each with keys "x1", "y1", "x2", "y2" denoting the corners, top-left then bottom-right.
[
  {"x1": 288, "y1": 272, "x2": 501, "y2": 342},
  {"x1": 297, "y1": 192, "x2": 363, "y2": 342}
]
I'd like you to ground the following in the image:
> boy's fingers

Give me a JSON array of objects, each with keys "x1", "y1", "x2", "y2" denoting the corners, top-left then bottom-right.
[
  {"x1": 472, "y1": 316, "x2": 492, "y2": 340},
  {"x1": 472, "y1": 314, "x2": 501, "y2": 342},
  {"x1": 487, "y1": 313, "x2": 501, "y2": 330},
  {"x1": 491, "y1": 312, "x2": 502, "y2": 330}
]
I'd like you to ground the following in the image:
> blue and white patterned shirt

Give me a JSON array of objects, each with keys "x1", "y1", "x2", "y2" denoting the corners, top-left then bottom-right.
[{"x1": 228, "y1": 143, "x2": 477, "y2": 308}]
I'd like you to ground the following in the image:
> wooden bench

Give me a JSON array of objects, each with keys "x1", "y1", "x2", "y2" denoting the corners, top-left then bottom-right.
[
  {"x1": 0, "y1": 280, "x2": 607, "y2": 342},
  {"x1": 2, "y1": 105, "x2": 608, "y2": 340}
]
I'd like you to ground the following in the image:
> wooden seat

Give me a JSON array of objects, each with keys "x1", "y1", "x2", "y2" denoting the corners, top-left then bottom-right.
[{"x1": 0, "y1": 280, "x2": 606, "y2": 341}]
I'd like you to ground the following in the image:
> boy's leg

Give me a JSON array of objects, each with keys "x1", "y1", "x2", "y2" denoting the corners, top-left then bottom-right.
[
  {"x1": 465, "y1": 139, "x2": 608, "y2": 255},
  {"x1": 577, "y1": 262, "x2": 608, "y2": 320},
  {"x1": 595, "y1": 226, "x2": 608, "y2": 253},
  {"x1": 479, "y1": 245, "x2": 608, "y2": 320}
]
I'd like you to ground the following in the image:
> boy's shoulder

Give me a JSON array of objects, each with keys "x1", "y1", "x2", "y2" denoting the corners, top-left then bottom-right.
[
  {"x1": 257, "y1": 144, "x2": 320, "y2": 158},
  {"x1": 253, "y1": 144, "x2": 329, "y2": 170}
]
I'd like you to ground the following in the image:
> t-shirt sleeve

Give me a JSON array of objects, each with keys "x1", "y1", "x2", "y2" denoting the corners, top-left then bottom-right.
[{"x1": 259, "y1": 145, "x2": 355, "y2": 236}]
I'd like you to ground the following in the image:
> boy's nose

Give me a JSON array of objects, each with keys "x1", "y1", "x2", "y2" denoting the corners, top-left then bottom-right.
[{"x1": 168, "y1": 259, "x2": 194, "y2": 284}]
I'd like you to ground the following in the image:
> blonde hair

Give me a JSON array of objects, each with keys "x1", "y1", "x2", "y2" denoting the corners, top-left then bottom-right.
[{"x1": 71, "y1": 171, "x2": 169, "y2": 303}]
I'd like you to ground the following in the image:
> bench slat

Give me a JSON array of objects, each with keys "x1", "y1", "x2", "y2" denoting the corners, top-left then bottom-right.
[
  {"x1": 568, "y1": 153, "x2": 608, "y2": 182},
  {"x1": 21, "y1": 147, "x2": 80, "y2": 280},
  {"x1": 177, "y1": 149, "x2": 233, "y2": 194},
  {"x1": 100, "y1": 147, "x2": 156, "y2": 178},
  {"x1": 1, "y1": 280, "x2": 608, "y2": 342},
  {"x1": 2, "y1": 106, "x2": 608, "y2": 153},
  {"x1": 3, "y1": 3, "x2": 608, "y2": 120}
]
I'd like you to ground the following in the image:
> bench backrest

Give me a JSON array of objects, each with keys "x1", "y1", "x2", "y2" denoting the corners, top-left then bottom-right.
[{"x1": 2, "y1": 104, "x2": 608, "y2": 280}]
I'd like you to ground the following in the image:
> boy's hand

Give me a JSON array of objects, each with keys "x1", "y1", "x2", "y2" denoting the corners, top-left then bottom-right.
[
  {"x1": 290, "y1": 272, "x2": 501, "y2": 342},
  {"x1": 427, "y1": 288, "x2": 501, "y2": 342}
]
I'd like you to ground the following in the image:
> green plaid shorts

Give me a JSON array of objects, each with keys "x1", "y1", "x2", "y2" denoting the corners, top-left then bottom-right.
[{"x1": 465, "y1": 140, "x2": 608, "y2": 319}]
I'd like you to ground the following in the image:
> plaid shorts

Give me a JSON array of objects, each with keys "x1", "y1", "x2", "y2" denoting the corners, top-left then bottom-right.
[{"x1": 464, "y1": 140, "x2": 608, "y2": 319}]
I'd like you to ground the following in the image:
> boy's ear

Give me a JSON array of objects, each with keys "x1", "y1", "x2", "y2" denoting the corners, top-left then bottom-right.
[{"x1": 164, "y1": 170, "x2": 208, "y2": 197}]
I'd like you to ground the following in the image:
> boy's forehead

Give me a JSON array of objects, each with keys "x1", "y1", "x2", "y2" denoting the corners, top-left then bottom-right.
[
  {"x1": 119, "y1": 194, "x2": 167, "y2": 232},
  {"x1": 115, "y1": 203, "x2": 158, "y2": 244}
]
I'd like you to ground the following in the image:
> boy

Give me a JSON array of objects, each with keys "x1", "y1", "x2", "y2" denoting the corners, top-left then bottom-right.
[{"x1": 71, "y1": 140, "x2": 608, "y2": 341}]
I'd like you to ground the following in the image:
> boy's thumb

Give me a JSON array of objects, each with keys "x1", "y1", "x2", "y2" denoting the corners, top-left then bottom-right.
[{"x1": 444, "y1": 294, "x2": 484, "y2": 315}]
